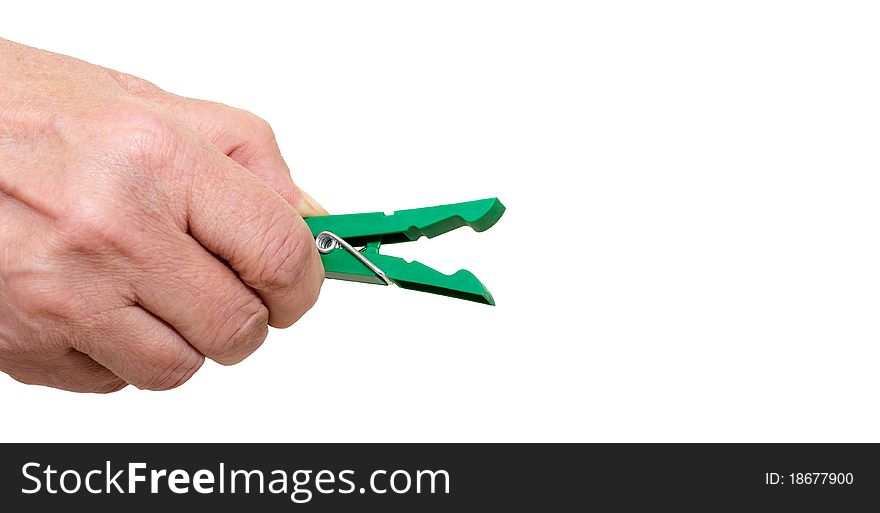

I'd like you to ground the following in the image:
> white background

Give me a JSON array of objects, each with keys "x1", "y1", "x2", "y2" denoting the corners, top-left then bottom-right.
[{"x1": 2, "y1": 1, "x2": 879, "y2": 442}]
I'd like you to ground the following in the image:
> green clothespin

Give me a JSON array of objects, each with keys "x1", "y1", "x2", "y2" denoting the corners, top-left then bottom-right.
[{"x1": 305, "y1": 198, "x2": 505, "y2": 305}]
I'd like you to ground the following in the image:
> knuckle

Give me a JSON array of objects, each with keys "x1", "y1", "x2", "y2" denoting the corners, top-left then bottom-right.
[
  {"x1": 6, "y1": 369, "x2": 39, "y2": 387},
  {"x1": 224, "y1": 110, "x2": 283, "y2": 169},
  {"x1": 101, "y1": 103, "x2": 186, "y2": 168},
  {"x1": 211, "y1": 298, "x2": 269, "y2": 364},
  {"x1": 107, "y1": 70, "x2": 163, "y2": 98},
  {"x1": 263, "y1": 224, "x2": 323, "y2": 328},
  {"x1": 140, "y1": 348, "x2": 204, "y2": 391},
  {"x1": 90, "y1": 378, "x2": 128, "y2": 394},
  {"x1": 244, "y1": 113, "x2": 276, "y2": 143},
  {"x1": 115, "y1": 104, "x2": 178, "y2": 140},
  {"x1": 304, "y1": 251, "x2": 324, "y2": 309},
  {"x1": 293, "y1": 245, "x2": 324, "y2": 316},
  {"x1": 253, "y1": 221, "x2": 315, "y2": 293},
  {"x1": 8, "y1": 272, "x2": 80, "y2": 320},
  {"x1": 56, "y1": 200, "x2": 133, "y2": 254}
]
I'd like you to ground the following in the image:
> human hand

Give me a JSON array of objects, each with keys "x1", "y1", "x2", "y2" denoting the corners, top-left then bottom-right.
[{"x1": 0, "y1": 39, "x2": 325, "y2": 392}]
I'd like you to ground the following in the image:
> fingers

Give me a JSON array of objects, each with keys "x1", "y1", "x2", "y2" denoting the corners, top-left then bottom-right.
[
  {"x1": 131, "y1": 230, "x2": 270, "y2": 365},
  {"x1": 168, "y1": 97, "x2": 329, "y2": 217},
  {"x1": 184, "y1": 148, "x2": 324, "y2": 328},
  {"x1": 107, "y1": 71, "x2": 327, "y2": 217},
  {"x1": 72, "y1": 306, "x2": 204, "y2": 391},
  {"x1": 114, "y1": 75, "x2": 327, "y2": 327},
  {"x1": 0, "y1": 348, "x2": 126, "y2": 394}
]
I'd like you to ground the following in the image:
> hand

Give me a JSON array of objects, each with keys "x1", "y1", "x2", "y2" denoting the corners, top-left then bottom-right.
[{"x1": 0, "y1": 39, "x2": 325, "y2": 393}]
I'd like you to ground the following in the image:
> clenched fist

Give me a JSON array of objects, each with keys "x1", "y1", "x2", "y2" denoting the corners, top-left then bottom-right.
[{"x1": 0, "y1": 39, "x2": 325, "y2": 393}]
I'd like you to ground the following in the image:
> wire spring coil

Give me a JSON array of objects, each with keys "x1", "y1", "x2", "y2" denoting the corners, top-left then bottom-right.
[{"x1": 314, "y1": 231, "x2": 392, "y2": 285}]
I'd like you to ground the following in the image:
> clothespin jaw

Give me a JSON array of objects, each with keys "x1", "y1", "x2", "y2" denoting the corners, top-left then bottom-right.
[{"x1": 305, "y1": 198, "x2": 505, "y2": 305}]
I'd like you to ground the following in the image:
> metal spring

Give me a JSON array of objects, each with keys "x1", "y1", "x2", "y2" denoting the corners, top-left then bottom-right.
[
  {"x1": 314, "y1": 231, "x2": 392, "y2": 286},
  {"x1": 315, "y1": 232, "x2": 340, "y2": 254}
]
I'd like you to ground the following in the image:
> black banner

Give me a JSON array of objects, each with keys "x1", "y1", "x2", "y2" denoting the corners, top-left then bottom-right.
[{"x1": 0, "y1": 444, "x2": 874, "y2": 510}]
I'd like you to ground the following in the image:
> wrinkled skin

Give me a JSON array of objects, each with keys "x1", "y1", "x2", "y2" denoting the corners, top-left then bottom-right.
[{"x1": 0, "y1": 39, "x2": 326, "y2": 393}]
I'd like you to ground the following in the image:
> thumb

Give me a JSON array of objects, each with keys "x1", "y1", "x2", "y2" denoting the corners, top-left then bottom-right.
[{"x1": 295, "y1": 188, "x2": 330, "y2": 218}]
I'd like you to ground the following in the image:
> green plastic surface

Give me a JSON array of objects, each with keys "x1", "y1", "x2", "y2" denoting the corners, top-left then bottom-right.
[{"x1": 305, "y1": 198, "x2": 505, "y2": 305}]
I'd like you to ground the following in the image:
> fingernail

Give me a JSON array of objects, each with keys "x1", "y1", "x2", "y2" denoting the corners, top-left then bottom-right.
[{"x1": 299, "y1": 188, "x2": 329, "y2": 217}]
